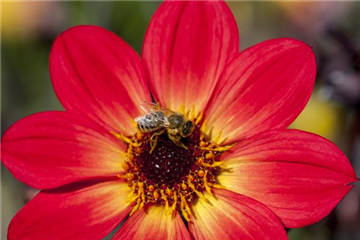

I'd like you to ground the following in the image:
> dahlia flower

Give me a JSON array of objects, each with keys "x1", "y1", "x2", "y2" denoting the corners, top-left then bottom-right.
[{"x1": 1, "y1": 1, "x2": 357, "y2": 239}]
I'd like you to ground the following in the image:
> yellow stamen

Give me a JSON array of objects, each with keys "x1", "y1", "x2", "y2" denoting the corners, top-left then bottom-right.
[
  {"x1": 203, "y1": 171, "x2": 213, "y2": 196},
  {"x1": 191, "y1": 105, "x2": 196, "y2": 120},
  {"x1": 170, "y1": 191, "x2": 178, "y2": 216},
  {"x1": 187, "y1": 174, "x2": 195, "y2": 182},
  {"x1": 197, "y1": 170, "x2": 205, "y2": 178},
  {"x1": 126, "y1": 183, "x2": 138, "y2": 202},
  {"x1": 139, "y1": 200, "x2": 145, "y2": 211},
  {"x1": 205, "y1": 152, "x2": 215, "y2": 160},
  {"x1": 179, "y1": 193, "x2": 191, "y2": 222},
  {"x1": 127, "y1": 194, "x2": 139, "y2": 204},
  {"x1": 165, "y1": 188, "x2": 173, "y2": 196},
  {"x1": 117, "y1": 173, "x2": 134, "y2": 181},
  {"x1": 201, "y1": 120, "x2": 207, "y2": 133},
  {"x1": 121, "y1": 162, "x2": 130, "y2": 171},
  {"x1": 180, "y1": 206, "x2": 190, "y2": 221},
  {"x1": 136, "y1": 131, "x2": 143, "y2": 140},
  {"x1": 208, "y1": 182, "x2": 226, "y2": 189},
  {"x1": 200, "y1": 142, "x2": 215, "y2": 151},
  {"x1": 212, "y1": 143, "x2": 236, "y2": 152},
  {"x1": 138, "y1": 182, "x2": 145, "y2": 202},
  {"x1": 160, "y1": 189, "x2": 169, "y2": 213},
  {"x1": 129, "y1": 198, "x2": 141, "y2": 216},
  {"x1": 153, "y1": 190, "x2": 160, "y2": 200},
  {"x1": 213, "y1": 131, "x2": 222, "y2": 143},
  {"x1": 188, "y1": 179, "x2": 208, "y2": 202},
  {"x1": 128, "y1": 182, "x2": 146, "y2": 216},
  {"x1": 111, "y1": 132, "x2": 142, "y2": 147},
  {"x1": 148, "y1": 185, "x2": 155, "y2": 192},
  {"x1": 196, "y1": 111, "x2": 203, "y2": 125},
  {"x1": 199, "y1": 141, "x2": 207, "y2": 148},
  {"x1": 202, "y1": 161, "x2": 228, "y2": 169}
]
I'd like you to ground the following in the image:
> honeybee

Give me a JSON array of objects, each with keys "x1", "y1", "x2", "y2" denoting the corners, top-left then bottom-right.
[{"x1": 135, "y1": 101, "x2": 194, "y2": 151}]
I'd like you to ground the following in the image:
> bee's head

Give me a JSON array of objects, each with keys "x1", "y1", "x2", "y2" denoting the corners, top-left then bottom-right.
[
  {"x1": 181, "y1": 120, "x2": 194, "y2": 137},
  {"x1": 168, "y1": 114, "x2": 184, "y2": 128}
]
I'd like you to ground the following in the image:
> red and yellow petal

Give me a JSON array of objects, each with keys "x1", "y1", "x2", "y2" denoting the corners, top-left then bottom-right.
[
  {"x1": 50, "y1": 25, "x2": 151, "y2": 135},
  {"x1": 1, "y1": 111, "x2": 125, "y2": 189},
  {"x1": 142, "y1": 0, "x2": 239, "y2": 114},
  {"x1": 218, "y1": 129, "x2": 357, "y2": 228},
  {"x1": 189, "y1": 189, "x2": 287, "y2": 240},
  {"x1": 204, "y1": 38, "x2": 316, "y2": 143},
  {"x1": 113, "y1": 205, "x2": 191, "y2": 240},
  {"x1": 8, "y1": 180, "x2": 132, "y2": 240}
]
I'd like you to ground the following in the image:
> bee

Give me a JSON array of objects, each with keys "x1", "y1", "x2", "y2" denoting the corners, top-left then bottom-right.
[
  {"x1": 135, "y1": 110, "x2": 168, "y2": 133},
  {"x1": 135, "y1": 101, "x2": 194, "y2": 151}
]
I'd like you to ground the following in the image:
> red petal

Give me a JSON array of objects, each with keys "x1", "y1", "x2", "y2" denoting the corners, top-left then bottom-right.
[
  {"x1": 204, "y1": 38, "x2": 316, "y2": 143},
  {"x1": 142, "y1": 0, "x2": 239, "y2": 113},
  {"x1": 189, "y1": 189, "x2": 287, "y2": 240},
  {"x1": 8, "y1": 180, "x2": 132, "y2": 240},
  {"x1": 113, "y1": 205, "x2": 191, "y2": 240},
  {"x1": 1, "y1": 111, "x2": 125, "y2": 189},
  {"x1": 50, "y1": 25, "x2": 151, "y2": 135},
  {"x1": 218, "y1": 129, "x2": 357, "y2": 228}
]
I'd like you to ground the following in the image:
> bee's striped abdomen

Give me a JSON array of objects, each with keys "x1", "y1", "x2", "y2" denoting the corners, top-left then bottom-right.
[{"x1": 135, "y1": 112, "x2": 165, "y2": 133}]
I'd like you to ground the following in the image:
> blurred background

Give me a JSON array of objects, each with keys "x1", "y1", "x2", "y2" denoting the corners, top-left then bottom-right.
[{"x1": 1, "y1": 1, "x2": 360, "y2": 239}]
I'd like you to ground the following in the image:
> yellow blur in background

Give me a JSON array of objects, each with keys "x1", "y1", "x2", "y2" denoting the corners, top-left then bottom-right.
[{"x1": 291, "y1": 94, "x2": 342, "y2": 141}]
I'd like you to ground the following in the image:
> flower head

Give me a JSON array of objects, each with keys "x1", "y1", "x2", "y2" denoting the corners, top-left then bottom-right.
[{"x1": 1, "y1": 1, "x2": 357, "y2": 239}]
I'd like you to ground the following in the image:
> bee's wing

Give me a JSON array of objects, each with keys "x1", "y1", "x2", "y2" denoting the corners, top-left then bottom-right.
[
  {"x1": 134, "y1": 116, "x2": 144, "y2": 124},
  {"x1": 139, "y1": 101, "x2": 175, "y2": 115},
  {"x1": 139, "y1": 101, "x2": 159, "y2": 113},
  {"x1": 135, "y1": 111, "x2": 170, "y2": 127},
  {"x1": 151, "y1": 112, "x2": 171, "y2": 127}
]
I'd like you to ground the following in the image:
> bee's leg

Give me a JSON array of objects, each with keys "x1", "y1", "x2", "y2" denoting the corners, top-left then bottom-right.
[
  {"x1": 168, "y1": 133, "x2": 188, "y2": 150},
  {"x1": 150, "y1": 129, "x2": 166, "y2": 153},
  {"x1": 150, "y1": 136, "x2": 158, "y2": 154}
]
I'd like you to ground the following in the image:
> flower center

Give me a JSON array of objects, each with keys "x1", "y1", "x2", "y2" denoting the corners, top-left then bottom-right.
[
  {"x1": 114, "y1": 113, "x2": 233, "y2": 221},
  {"x1": 137, "y1": 134, "x2": 197, "y2": 186}
]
